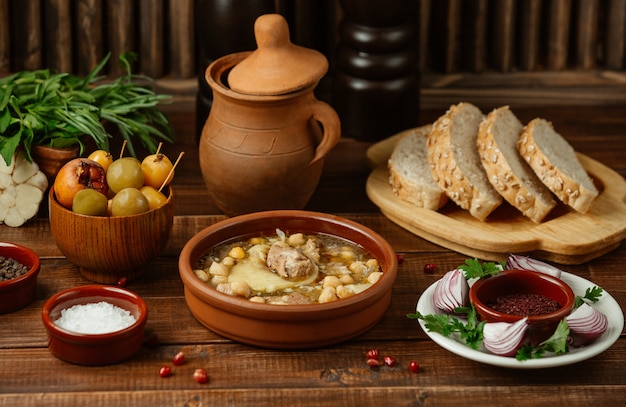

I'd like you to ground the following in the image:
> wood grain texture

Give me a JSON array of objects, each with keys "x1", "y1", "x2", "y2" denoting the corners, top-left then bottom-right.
[
  {"x1": 575, "y1": 0, "x2": 599, "y2": 69},
  {"x1": 547, "y1": 0, "x2": 572, "y2": 70},
  {"x1": 48, "y1": 187, "x2": 174, "y2": 284},
  {"x1": 418, "y1": 0, "x2": 431, "y2": 72},
  {"x1": 0, "y1": 0, "x2": 623, "y2": 105},
  {"x1": 367, "y1": 141, "x2": 626, "y2": 263},
  {"x1": 43, "y1": 0, "x2": 72, "y2": 72},
  {"x1": 75, "y1": 0, "x2": 104, "y2": 75},
  {"x1": 106, "y1": 0, "x2": 136, "y2": 76},
  {"x1": 1, "y1": 105, "x2": 625, "y2": 406},
  {"x1": 168, "y1": 0, "x2": 195, "y2": 78},
  {"x1": 419, "y1": 71, "x2": 626, "y2": 108},
  {"x1": 10, "y1": 0, "x2": 42, "y2": 70},
  {"x1": 463, "y1": 0, "x2": 488, "y2": 73},
  {"x1": 0, "y1": 0, "x2": 9, "y2": 72},
  {"x1": 443, "y1": 0, "x2": 462, "y2": 73},
  {"x1": 519, "y1": 0, "x2": 543, "y2": 71},
  {"x1": 139, "y1": 0, "x2": 164, "y2": 77},
  {"x1": 606, "y1": 0, "x2": 626, "y2": 69},
  {"x1": 491, "y1": 0, "x2": 516, "y2": 72}
]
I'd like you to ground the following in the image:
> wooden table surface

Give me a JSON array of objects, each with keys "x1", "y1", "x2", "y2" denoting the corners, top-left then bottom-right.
[{"x1": 1, "y1": 105, "x2": 625, "y2": 407}]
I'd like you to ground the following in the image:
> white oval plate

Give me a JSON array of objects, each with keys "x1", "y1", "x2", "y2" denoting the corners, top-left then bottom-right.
[{"x1": 416, "y1": 271, "x2": 624, "y2": 369}]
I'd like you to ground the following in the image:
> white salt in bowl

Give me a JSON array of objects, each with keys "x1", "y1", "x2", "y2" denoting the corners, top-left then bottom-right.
[{"x1": 41, "y1": 285, "x2": 148, "y2": 365}]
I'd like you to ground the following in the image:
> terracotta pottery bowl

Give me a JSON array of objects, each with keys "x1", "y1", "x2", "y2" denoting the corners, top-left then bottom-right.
[
  {"x1": 48, "y1": 186, "x2": 174, "y2": 284},
  {"x1": 41, "y1": 285, "x2": 148, "y2": 365},
  {"x1": 469, "y1": 269, "x2": 576, "y2": 344},
  {"x1": 178, "y1": 210, "x2": 398, "y2": 349},
  {"x1": 0, "y1": 242, "x2": 40, "y2": 313}
]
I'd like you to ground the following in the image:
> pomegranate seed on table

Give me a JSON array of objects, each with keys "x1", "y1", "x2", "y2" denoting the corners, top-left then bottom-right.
[
  {"x1": 365, "y1": 348, "x2": 379, "y2": 360},
  {"x1": 193, "y1": 368, "x2": 209, "y2": 384},
  {"x1": 383, "y1": 355, "x2": 396, "y2": 367},
  {"x1": 367, "y1": 358, "x2": 381, "y2": 367},
  {"x1": 172, "y1": 351, "x2": 185, "y2": 366},
  {"x1": 159, "y1": 366, "x2": 172, "y2": 378},
  {"x1": 116, "y1": 277, "x2": 128, "y2": 287},
  {"x1": 409, "y1": 360, "x2": 420, "y2": 373},
  {"x1": 424, "y1": 263, "x2": 437, "y2": 273}
]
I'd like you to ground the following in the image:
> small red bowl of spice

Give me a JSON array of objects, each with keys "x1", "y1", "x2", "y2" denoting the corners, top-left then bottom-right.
[
  {"x1": 0, "y1": 242, "x2": 41, "y2": 314},
  {"x1": 469, "y1": 269, "x2": 575, "y2": 345},
  {"x1": 41, "y1": 285, "x2": 148, "y2": 365}
]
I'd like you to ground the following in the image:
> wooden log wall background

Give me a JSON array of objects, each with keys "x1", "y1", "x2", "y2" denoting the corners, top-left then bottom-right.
[
  {"x1": 419, "y1": 0, "x2": 626, "y2": 107},
  {"x1": 0, "y1": 0, "x2": 624, "y2": 108}
]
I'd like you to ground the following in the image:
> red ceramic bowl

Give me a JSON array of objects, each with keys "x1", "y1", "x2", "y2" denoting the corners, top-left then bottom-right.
[
  {"x1": 178, "y1": 210, "x2": 398, "y2": 349},
  {"x1": 41, "y1": 285, "x2": 148, "y2": 365},
  {"x1": 469, "y1": 269, "x2": 576, "y2": 344},
  {"x1": 0, "y1": 242, "x2": 40, "y2": 313}
]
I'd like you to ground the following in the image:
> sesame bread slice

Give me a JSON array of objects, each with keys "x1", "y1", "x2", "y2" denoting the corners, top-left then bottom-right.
[
  {"x1": 517, "y1": 118, "x2": 598, "y2": 213},
  {"x1": 477, "y1": 106, "x2": 557, "y2": 223},
  {"x1": 388, "y1": 125, "x2": 449, "y2": 210},
  {"x1": 427, "y1": 102, "x2": 502, "y2": 221}
]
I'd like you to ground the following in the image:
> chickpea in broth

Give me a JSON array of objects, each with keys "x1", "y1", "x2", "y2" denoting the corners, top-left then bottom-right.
[{"x1": 194, "y1": 229, "x2": 382, "y2": 304}]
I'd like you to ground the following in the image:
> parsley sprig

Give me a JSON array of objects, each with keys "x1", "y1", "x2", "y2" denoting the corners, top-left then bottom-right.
[
  {"x1": 408, "y1": 307, "x2": 570, "y2": 361},
  {"x1": 575, "y1": 286, "x2": 603, "y2": 308},
  {"x1": 515, "y1": 320, "x2": 570, "y2": 360},
  {"x1": 458, "y1": 258, "x2": 505, "y2": 279},
  {"x1": 407, "y1": 304, "x2": 485, "y2": 350},
  {"x1": 409, "y1": 258, "x2": 605, "y2": 361}
]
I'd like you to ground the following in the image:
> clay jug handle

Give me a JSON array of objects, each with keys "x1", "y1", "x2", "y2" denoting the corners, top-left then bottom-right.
[{"x1": 309, "y1": 101, "x2": 341, "y2": 165}]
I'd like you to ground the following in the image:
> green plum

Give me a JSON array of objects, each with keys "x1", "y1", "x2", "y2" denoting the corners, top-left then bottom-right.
[
  {"x1": 110, "y1": 187, "x2": 150, "y2": 216},
  {"x1": 106, "y1": 157, "x2": 144, "y2": 194},
  {"x1": 72, "y1": 188, "x2": 108, "y2": 216}
]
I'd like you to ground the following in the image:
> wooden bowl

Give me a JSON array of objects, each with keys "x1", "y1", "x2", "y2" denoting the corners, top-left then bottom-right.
[
  {"x1": 178, "y1": 210, "x2": 398, "y2": 349},
  {"x1": 48, "y1": 186, "x2": 174, "y2": 284},
  {"x1": 41, "y1": 285, "x2": 148, "y2": 365},
  {"x1": 0, "y1": 242, "x2": 40, "y2": 313},
  {"x1": 469, "y1": 269, "x2": 576, "y2": 344}
]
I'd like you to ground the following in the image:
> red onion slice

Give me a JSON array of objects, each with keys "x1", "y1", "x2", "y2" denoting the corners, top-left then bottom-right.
[
  {"x1": 482, "y1": 318, "x2": 528, "y2": 357},
  {"x1": 505, "y1": 254, "x2": 563, "y2": 279},
  {"x1": 433, "y1": 269, "x2": 469, "y2": 313},
  {"x1": 566, "y1": 303, "x2": 608, "y2": 347}
]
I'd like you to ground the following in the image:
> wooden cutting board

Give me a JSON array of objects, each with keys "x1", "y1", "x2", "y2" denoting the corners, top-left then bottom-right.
[{"x1": 366, "y1": 127, "x2": 626, "y2": 265}]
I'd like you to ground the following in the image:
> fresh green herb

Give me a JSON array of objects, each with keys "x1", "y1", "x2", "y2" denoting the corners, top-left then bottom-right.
[
  {"x1": 0, "y1": 69, "x2": 107, "y2": 163},
  {"x1": 574, "y1": 286, "x2": 603, "y2": 308},
  {"x1": 90, "y1": 52, "x2": 173, "y2": 158},
  {"x1": 407, "y1": 305, "x2": 485, "y2": 350},
  {"x1": 457, "y1": 258, "x2": 505, "y2": 280},
  {"x1": 0, "y1": 52, "x2": 173, "y2": 165},
  {"x1": 515, "y1": 319, "x2": 570, "y2": 360},
  {"x1": 409, "y1": 257, "x2": 583, "y2": 361},
  {"x1": 454, "y1": 306, "x2": 485, "y2": 348}
]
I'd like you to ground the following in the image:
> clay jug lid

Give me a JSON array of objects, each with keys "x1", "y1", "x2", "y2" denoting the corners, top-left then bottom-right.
[{"x1": 228, "y1": 14, "x2": 328, "y2": 96}]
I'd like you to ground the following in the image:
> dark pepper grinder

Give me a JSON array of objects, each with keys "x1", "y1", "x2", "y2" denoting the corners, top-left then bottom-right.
[
  {"x1": 194, "y1": 0, "x2": 275, "y2": 139},
  {"x1": 333, "y1": 0, "x2": 420, "y2": 141}
]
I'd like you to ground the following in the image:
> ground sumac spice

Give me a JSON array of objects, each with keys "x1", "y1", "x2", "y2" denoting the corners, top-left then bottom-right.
[
  {"x1": 486, "y1": 293, "x2": 561, "y2": 316},
  {"x1": 0, "y1": 256, "x2": 29, "y2": 282}
]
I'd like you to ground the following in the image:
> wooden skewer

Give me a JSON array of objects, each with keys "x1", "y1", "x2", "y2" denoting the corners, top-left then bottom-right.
[
  {"x1": 159, "y1": 151, "x2": 185, "y2": 192},
  {"x1": 119, "y1": 140, "x2": 127, "y2": 159}
]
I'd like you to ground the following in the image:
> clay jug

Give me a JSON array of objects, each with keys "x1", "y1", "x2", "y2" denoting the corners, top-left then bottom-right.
[{"x1": 199, "y1": 14, "x2": 340, "y2": 216}]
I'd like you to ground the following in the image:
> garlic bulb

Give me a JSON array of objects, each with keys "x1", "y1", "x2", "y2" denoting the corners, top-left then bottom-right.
[{"x1": 0, "y1": 153, "x2": 48, "y2": 227}]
